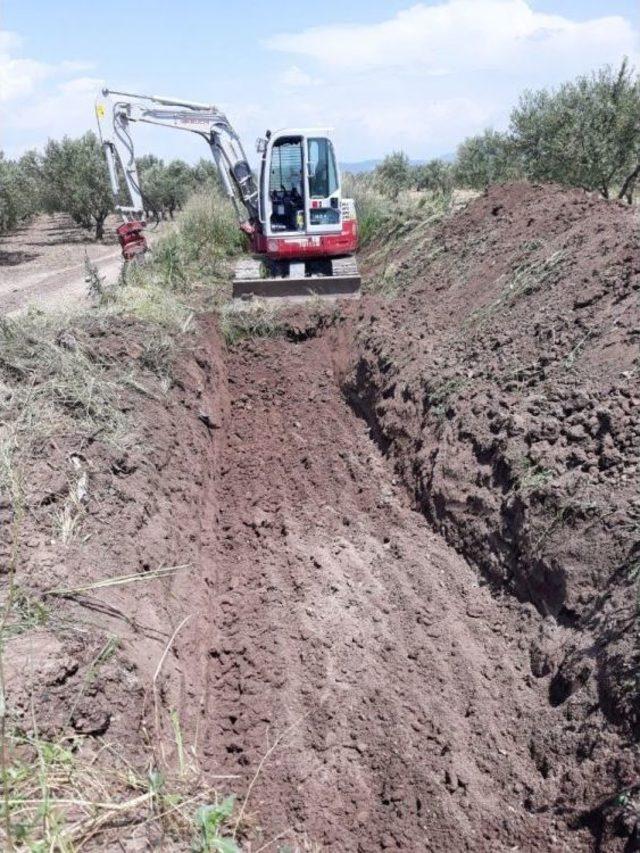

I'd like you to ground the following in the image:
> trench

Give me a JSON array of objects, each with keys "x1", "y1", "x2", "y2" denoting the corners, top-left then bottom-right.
[{"x1": 187, "y1": 319, "x2": 596, "y2": 852}]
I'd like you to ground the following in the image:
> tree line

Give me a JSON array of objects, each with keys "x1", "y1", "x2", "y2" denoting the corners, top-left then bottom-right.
[
  {"x1": 0, "y1": 132, "x2": 221, "y2": 238},
  {"x1": 1, "y1": 60, "x2": 639, "y2": 240},
  {"x1": 370, "y1": 60, "x2": 640, "y2": 202}
]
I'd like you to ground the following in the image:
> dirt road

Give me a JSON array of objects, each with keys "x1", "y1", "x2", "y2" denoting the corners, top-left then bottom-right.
[{"x1": 0, "y1": 214, "x2": 126, "y2": 314}]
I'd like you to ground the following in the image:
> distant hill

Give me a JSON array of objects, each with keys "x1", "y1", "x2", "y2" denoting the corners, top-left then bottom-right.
[
  {"x1": 341, "y1": 153, "x2": 455, "y2": 174},
  {"x1": 340, "y1": 159, "x2": 381, "y2": 175}
]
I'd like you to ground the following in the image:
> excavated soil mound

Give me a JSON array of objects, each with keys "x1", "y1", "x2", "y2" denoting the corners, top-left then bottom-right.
[{"x1": 350, "y1": 182, "x2": 640, "y2": 847}]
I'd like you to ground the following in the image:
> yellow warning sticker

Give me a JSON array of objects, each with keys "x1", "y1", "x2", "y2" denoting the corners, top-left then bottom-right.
[{"x1": 96, "y1": 104, "x2": 105, "y2": 118}]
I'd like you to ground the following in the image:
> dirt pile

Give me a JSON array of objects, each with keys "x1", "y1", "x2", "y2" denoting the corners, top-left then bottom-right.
[{"x1": 348, "y1": 182, "x2": 640, "y2": 839}]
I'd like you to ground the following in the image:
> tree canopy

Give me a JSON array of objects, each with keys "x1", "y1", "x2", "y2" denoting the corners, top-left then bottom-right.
[
  {"x1": 40, "y1": 132, "x2": 114, "y2": 239},
  {"x1": 511, "y1": 59, "x2": 640, "y2": 200},
  {"x1": 454, "y1": 129, "x2": 522, "y2": 190},
  {"x1": 374, "y1": 151, "x2": 413, "y2": 199}
]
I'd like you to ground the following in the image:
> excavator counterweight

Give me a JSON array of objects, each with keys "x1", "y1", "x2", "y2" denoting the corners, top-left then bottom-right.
[{"x1": 95, "y1": 89, "x2": 360, "y2": 301}]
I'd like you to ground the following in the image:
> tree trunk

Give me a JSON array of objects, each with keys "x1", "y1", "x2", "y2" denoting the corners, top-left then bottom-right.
[
  {"x1": 94, "y1": 214, "x2": 106, "y2": 240},
  {"x1": 618, "y1": 163, "x2": 640, "y2": 204}
]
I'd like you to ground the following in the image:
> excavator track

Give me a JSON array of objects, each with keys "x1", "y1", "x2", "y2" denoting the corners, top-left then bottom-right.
[{"x1": 233, "y1": 257, "x2": 361, "y2": 301}]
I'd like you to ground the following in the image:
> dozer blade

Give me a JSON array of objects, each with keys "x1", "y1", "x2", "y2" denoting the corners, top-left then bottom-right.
[
  {"x1": 233, "y1": 275, "x2": 361, "y2": 301},
  {"x1": 233, "y1": 258, "x2": 361, "y2": 302}
]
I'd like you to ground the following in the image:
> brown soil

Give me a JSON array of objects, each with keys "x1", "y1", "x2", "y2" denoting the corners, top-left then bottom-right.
[
  {"x1": 199, "y1": 327, "x2": 584, "y2": 851},
  {"x1": 350, "y1": 183, "x2": 640, "y2": 847},
  {"x1": 3, "y1": 183, "x2": 640, "y2": 851}
]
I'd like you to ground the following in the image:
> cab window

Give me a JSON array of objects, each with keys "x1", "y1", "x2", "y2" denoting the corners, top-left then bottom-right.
[
  {"x1": 269, "y1": 137, "x2": 305, "y2": 232},
  {"x1": 307, "y1": 138, "x2": 338, "y2": 199}
]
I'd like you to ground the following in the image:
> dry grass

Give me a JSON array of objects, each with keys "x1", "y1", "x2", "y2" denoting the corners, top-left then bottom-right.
[
  {"x1": 0, "y1": 312, "x2": 128, "y2": 450},
  {"x1": 219, "y1": 300, "x2": 283, "y2": 345},
  {"x1": 466, "y1": 248, "x2": 567, "y2": 329},
  {"x1": 0, "y1": 731, "x2": 240, "y2": 851}
]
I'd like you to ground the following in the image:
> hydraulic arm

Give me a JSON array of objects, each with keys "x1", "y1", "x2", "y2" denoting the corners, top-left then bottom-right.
[{"x1": 95, "y1": 88, "x2": 259, "y2": 257}]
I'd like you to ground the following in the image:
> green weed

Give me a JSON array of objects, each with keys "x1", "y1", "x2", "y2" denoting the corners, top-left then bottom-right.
[
  {"x1": 193, "y1": 796, "x2": 239, "y2": 853},
  {"x1": 518, "y1": 458, "x2": 553, "y2": 491},
  {"x1": 0, "y1": 728, "x2": 240, "y2": 851},
  {"x1": 85, "y1": 256, "x2": 117, "y2": 307}
]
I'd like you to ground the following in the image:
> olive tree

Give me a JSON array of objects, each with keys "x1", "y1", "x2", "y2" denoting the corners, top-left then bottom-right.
[
  {"x1": 0, "y1": 150, "x2": 44, "y2": 233},
  {"x1": 40, "y1": 132, "x2": 113, "y2": 238},
  {"x1": 137, "y1": 157, "x2": 195, "y2": 219},
  {"x1": 454, "y1": 129, "x2": 522, "y2": 189},
  {"x1": 413, "y1": 159, "x2": 454, "y2": 195},
  {"x1": 374, "y1": 151, "x2": 412, "y2": 198},
  {"x1": 511, "y1": 59, "x2": 640, "y2": 201},
  {"x1": 192, "y1": 158, "x2": 223, "y2": 193}
]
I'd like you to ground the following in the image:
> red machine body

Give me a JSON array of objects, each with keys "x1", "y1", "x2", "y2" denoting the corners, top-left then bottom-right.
[{"x1": 250, "y1": 218, "x2": 358, "y2": 260}]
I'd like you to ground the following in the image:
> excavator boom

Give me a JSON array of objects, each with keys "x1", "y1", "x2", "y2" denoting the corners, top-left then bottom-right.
[{"x1": 96, "y1": 88, "x2": 259, "y2": 227}]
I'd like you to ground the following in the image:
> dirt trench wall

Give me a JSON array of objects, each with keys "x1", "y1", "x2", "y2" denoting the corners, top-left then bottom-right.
[
  {"x1": 3, "y1": 315, "x2": 229, "y2": 770},
  {"x1": 349, "y1": 183, "x2": 640, "y2": 734}
]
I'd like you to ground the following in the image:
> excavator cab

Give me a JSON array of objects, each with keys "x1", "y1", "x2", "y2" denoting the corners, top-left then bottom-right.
[{"x1": 261, "y1": 131, "x2": 343, "y2": 239}]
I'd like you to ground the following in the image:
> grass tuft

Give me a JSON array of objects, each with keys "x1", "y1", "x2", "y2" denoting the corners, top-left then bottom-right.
[
  {"x1": 219, "y1": 301, "x2": 283, "y2": 346},
  {"x1": 0, "y1": 312, "x2": 128, "y2": 448},
  {"x1": 0, "y1": 730, "x2": 240, "y2": 851}
]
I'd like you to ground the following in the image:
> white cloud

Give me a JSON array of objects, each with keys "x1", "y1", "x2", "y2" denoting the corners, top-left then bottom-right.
[
  {"x1": 11, "y1": 76, "x2": 104, "y2": 136},
  {"x1": 0, "y1": 31, "x2": 54, "y2": 103},
  {"x1": 279, "y1": 65, "x2": 322, "y2": 88},
  {"x1": 0, "y1": 29, "x2": 99, "y2": 151},
  {"x1": 0, "y1": 56, "x2": 52, "y2": 102},
  {"x1": 265, "y1": 0, "x2": 639, "y2": 73},
  {"x1": 262, "y1": 0, "x2": 639, "y2": 159}
]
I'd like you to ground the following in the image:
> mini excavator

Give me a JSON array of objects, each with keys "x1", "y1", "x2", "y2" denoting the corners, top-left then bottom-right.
[{"x1": 95, "y1": 89, "x2": 360, "y2": 299}]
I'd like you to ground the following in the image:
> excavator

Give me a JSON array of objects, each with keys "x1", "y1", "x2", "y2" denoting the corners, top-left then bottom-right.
[{"x1": 95, "y1": 89, "x2": 360, "y2": 300}]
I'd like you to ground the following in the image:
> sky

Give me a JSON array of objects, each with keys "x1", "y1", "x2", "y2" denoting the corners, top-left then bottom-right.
[{"x1": 1, "y1": 0, "x2": 639, "y2": 165}]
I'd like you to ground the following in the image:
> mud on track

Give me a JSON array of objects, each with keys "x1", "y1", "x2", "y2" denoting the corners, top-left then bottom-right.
[{"x1": 195, "y1": 323, "x2": 590, "y2": 851}]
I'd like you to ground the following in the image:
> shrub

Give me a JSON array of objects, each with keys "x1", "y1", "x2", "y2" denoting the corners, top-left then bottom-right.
[
  {"x1": 178, "y1": 190, "x2": 244, "y2": 265},
  {"x1": 342, "y1": 173, "x2": 393, "y2": 247}
]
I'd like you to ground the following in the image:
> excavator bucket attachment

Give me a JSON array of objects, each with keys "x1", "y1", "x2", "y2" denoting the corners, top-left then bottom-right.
[{"x1": 233, "y1": 258, "x2": 361, "y2": 302}]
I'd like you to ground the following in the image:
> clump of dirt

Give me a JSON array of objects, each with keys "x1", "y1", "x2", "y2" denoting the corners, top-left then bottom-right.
[{"x1": 348, "y1": 182, "x2": 640, "y2": 844}]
